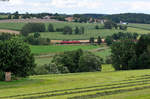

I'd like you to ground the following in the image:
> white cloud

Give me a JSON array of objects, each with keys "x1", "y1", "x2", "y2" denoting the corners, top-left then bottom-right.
[
  {"x1": 50, "y1": 0, "x2": 102, "y2": 9},
  {"x1": 1, "y1": 0, "x2": 150, "y2": 14},
  {"x1": 130, "y1": 1, "x2": 150, "y2": 11},
  {"x1": 9, "y1": 0, "x2": 24, "y2": 5}
]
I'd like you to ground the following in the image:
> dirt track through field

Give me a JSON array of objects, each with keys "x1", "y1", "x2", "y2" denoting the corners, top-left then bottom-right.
[{"x1": 0, "y1": 29, "x2": 20, "y2": 34}]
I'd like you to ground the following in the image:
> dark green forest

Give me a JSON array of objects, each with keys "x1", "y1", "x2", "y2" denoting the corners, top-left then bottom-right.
[{"x1": 100, "y1": 13, "x2": 150, "y2": 24}]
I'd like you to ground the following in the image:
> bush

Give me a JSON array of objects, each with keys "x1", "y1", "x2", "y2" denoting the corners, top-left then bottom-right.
[
  {"x1": 52, "y1": 49, "x2": 103, "y2": 73},
  {"x1": 95, "y1": 25, "x2": 99, "y2": 29},
  {"x1": 21, "y1": 23, "x2": 46, "y2": 36},
  {"x1": 46, "y1": 63, "x2": 60, "y2": 74},
  {"x1": 80, "y1": 27, "x2": 85, "y2": 34},
  {"x1": 104, "y1": 21, "x2": 117, "y2": 29},
  {"x1": 34, "y1": 65, "x2": 49, "y2": 75},
  {"x1": 119, "y1": 25, "x2": 128, "y2": 30},
  {"x1": 78, "y1": 52, "x2": 102, "y2": 72},
  {"x1": 56, "y1": 28, "x2": 64, "y2": 32},
  {"x1": 90, "y1": 37, "x2": 95, "y2": 44},
  {"x1": 57, "y1": 65, "x2": 69, "y2": 73},
  {"x1": 75, "y1": 27, "x2": 80, "y2": 34},
  {"x1": 48, "y1": 24, "x2": 55, "y2": 32},
  {"x1": 34, "y1": 63, "x2": 69, "y2": 75},
  {"x1": 63, "y1": 26, "x2": 72, "y2": 34},
  {"x1": 105, "y1": 56, "x2": 112, "y2": 64},
  {"x1": 97, "y1": 36, "x2": 102, "y2": 45},
  {"x1": 34, "y1": 32, "x2": 40, "y2": 38},
  {"x1": 25, "y1": 35, "x2": 50, "y2": 45},
  {"x1": 105, "y1": 36, "x2": 114, "y2": 45}
]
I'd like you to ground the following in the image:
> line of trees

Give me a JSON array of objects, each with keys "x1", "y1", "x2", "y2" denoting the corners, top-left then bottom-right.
[
  {"x1": 63, "y1": 26, "x2": 85, "y2": 35},
  {"x1": 48, "y1": 24, "x2": 85, "y2": 34},
  {"x1": 48, "y1": 24, "x2": 85, "y2": 35},
  {"x1": 105, "y1": 32, "x2": 139, "y2": 45},
  {"x1": 21, "y1": 23, "x2": 46, "y2": 36},
  {"x1": 89, "y1": 36, "x2": 102, "y2": 45},
  {"x1": 25, "y1": 32, "x2": 50, "y2": 45},
  {"x1": 21, "y1": 23, "x2": 85, "y2": 36}
]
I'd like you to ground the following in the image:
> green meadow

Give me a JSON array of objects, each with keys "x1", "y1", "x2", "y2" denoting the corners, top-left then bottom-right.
[
  {"x1": 0, "y1": 22, "x2": 25, "y2": 31},
  {"x1": 0, "y1": 15, "x2": 8, "y2": 18},
  {"x1": 30, "y1": 45, "x2": 101, "y2": 55},
  {"x1": 0, "y1": 22, "x2": 150, "y2": 40},
  {"x1": 1, "y1": 21, "x2": 150, "y2": 99},
  {"x1": 30, "y1": 45, "x2": 110, "y2": 65},
  {"x1": 128, "y1": 23, "x2": 150, "y2": 31},
  {"x1": 1, "y1": 65, "x2": 150, "y2": 99}
]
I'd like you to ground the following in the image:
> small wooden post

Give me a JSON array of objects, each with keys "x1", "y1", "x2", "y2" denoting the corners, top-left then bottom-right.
[{"x1": 5, "y1": 72, "x2": 11, "y2": 82}]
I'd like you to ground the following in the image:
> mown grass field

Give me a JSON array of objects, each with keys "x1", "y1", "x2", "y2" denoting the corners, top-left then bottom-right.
[
  {"x1": 128, "y1": 23, "x2": 150, "y2": 31},
  {"x1": 0, "y1": 22, "x2": 150, "y2": 40},
  {"x1": 0, "y1": 15, "x2": 8, "y2": 18},
  {"x1": 0, "y1": 22, "x2": 25, "y2": 31},
  {"x1": 127, "y1": 27, "x2": 150, "y2": 34},
  {"x1": 0, "y1": 22, "x2": 99, "y2": 31},
  {"x1": 1, "y1": 65, "x2": 150, "y2": 99},
  {"x1": 39, "y1": 29, "x2": 122, "y2": 40}
]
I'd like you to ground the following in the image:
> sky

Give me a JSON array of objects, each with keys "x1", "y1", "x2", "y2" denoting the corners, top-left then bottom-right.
[{"x1": 1, "y1": 0, "x2": 150, "y2": 14}]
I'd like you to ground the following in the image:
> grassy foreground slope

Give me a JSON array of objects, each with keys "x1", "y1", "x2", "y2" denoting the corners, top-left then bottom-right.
[{"x1": 1, "y1": 65, "x2": 150, "y2": 99}]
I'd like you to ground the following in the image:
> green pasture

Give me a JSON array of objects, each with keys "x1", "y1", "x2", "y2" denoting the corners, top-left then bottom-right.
[
  {"x1": 0, "y1": 15, "x2": 8, "y2": 18},
  {"x1": 35, "y1": 27, "x2": 150, "y2": 40},
  {"x1": 30, "y1": 45, "x2": 100, "y2": 55},
  {"x1": 0, "y1": 22, "x2": 99, "y2": 31},
  {"x1": 0, "y1": 22, "x2": 150, "y2": 40},
  {"x1": 1, "y1": 65, "x2": 150, "y2": 99},
  {"x1": 39, "y1": 29, "x2": 123, "y2": 40},
  {"x1": 95, "y1": 48, "x2": 111, "y2": 61},
  {"x1": 35, "y1": 57, "x2": 52, "y2": 65},
  {"x1": 31, "y1": 45, "x2": 110, "y2": 65},
  {"x1": 127, "y1": 27, "x2": 150, "y2": 34},
  {"x1": 34, "y1": 48, "x2": 111, "y2": 65},
  {"x1": 0, "y1": 22, "x2": 25, "y2": 31},
  {"x1": 128, "y1": 23, "x2": 150, "y2": 31}
]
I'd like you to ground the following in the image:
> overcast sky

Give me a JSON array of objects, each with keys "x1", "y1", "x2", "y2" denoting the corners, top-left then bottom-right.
[{"x1": 1, "y1": 0, "x2": 150, "y2": 14}]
